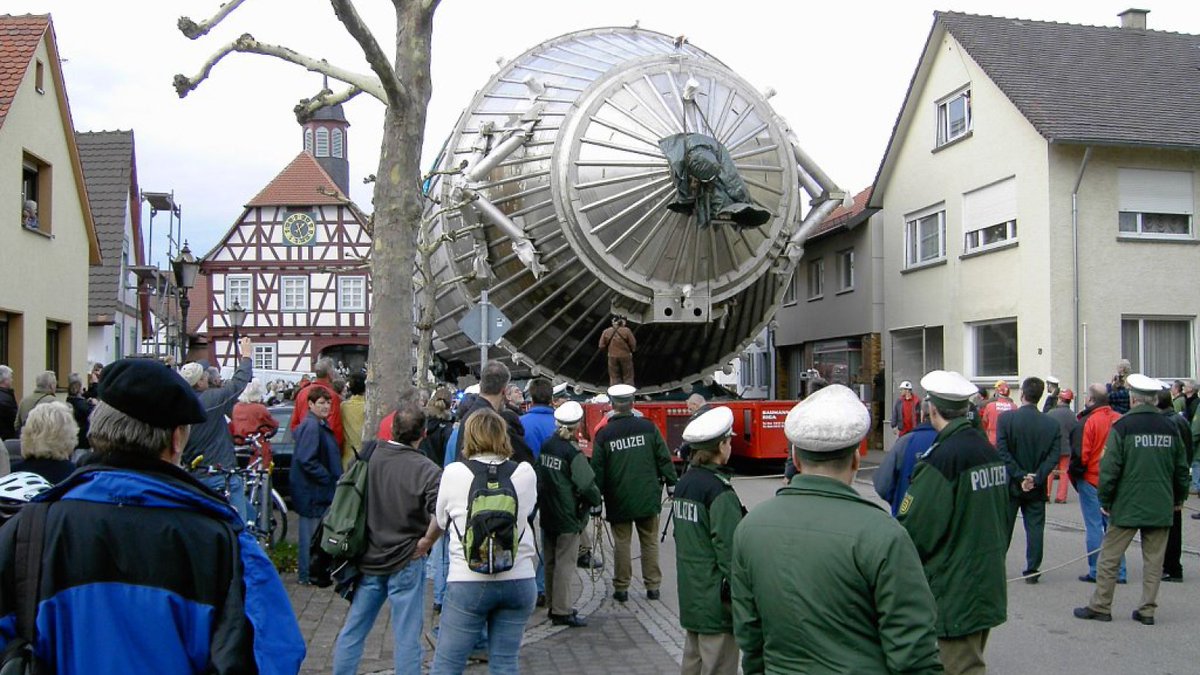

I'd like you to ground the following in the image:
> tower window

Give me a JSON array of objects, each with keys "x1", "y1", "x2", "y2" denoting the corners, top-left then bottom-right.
[
  {"x1": 332, "y1": 128, "x2": 344, "y2": 158},
  {"x1": 304, "y1": 128, "x2": 313, "y2": 153},
  {"x1": 315, "y1": 128, "x2": 329, "y2": 157}
]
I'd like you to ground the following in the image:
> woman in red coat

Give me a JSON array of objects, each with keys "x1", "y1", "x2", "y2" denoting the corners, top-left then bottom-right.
[{"x1": 230, "y1": 378, "x2": 279, "y2": 467}]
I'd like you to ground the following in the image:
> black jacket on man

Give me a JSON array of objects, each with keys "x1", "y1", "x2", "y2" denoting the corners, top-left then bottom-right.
[
  {"x1": 0, "y1": 387, "x2": 15, "y2": 441},
  {"x1": 453, "y1": 394, "x2": 535, "y2": 465},
  {"x1": 995, "y1": 404, "x2": 1062, "y2": 502}
]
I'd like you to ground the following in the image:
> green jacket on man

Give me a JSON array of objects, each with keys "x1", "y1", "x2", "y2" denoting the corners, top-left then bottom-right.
[
  {"x1": 899, "y1": 417, "x2": 1008, "y2": 639},
  {"x1": 536, "y1": 435, "x2": 602, "y2": 535},
  {"x1": 592, "y1": 413, "x2": 677, "y2": 523},
  {"x1": 1099, "y1": 404, "x2": 1190, "y2": 529},
  {"x1": 672, "y1": 463, "x2": 745, "y2": 635},
  {"x1": 732, "y1": 474, "x2": 942, "y2": 674}
]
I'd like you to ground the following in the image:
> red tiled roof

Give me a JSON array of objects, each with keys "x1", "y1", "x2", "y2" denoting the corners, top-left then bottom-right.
[
  {"x1": 245, "y1": 151, "x2": 350, "y2": 207},
  {"x1": 810, "y1": 186, "x2": 876, "y2": 239},
  {"x1": 0, "y1": 15, "x2": 48, "y2": 131}
]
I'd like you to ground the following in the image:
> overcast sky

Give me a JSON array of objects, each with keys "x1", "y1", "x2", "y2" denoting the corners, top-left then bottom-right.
[{"x1": 10, "y1": 1, "x2": 1200, "y2": 266}]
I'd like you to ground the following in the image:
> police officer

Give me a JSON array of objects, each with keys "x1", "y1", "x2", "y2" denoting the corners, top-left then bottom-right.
[
  {"x1": 899, "y1": 370, "x2": 1009, "y2": 675},
  {"x1": 672, "y1": 406, "x2": 745, "y2": 675},
  {"x1": 592, "y1": 384, "x2": 677, "y2": 602},
  {"x1": 536, "y1": 401, "x2": 601, "y2": 627},
  {"x1": 1074, "y1": 374, "x2": 1190, "y2": 626},
  {"x1": 732, "y1": 385, "x2": 941, "y2": 674}
]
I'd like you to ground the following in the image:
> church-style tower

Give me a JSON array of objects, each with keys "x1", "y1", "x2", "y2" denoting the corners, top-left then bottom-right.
[{"x1": 302, "y1": 104, "x2": 350, "y2": 196}]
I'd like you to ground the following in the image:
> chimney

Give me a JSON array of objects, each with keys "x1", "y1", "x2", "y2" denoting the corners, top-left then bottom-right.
[{"x1": 1118, "y1": 8, "x2": 1149, "y2": 29}]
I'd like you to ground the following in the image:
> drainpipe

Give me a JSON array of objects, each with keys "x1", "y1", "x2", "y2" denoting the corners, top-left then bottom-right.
[{"x1": 1072, "y1": 147, "x2": 1093, "y2": 399}]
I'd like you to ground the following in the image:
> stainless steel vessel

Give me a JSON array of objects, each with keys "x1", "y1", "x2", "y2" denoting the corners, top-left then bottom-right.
[{"x1": 427, "y1": 27, "x2": 845, "y2": 392}]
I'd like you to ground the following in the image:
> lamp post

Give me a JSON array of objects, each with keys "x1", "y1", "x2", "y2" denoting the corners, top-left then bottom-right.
[
  {"x1": 172, "y1": 241, "x2": 200, "y2": 362},
  {"x1": 229, "y1": 299, "x2": 248, "y2": 363}
]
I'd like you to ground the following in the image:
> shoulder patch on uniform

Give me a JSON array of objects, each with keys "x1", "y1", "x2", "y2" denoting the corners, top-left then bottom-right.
[{"x1": 898, "y1": 493, "x2": 913, "y2": 515}]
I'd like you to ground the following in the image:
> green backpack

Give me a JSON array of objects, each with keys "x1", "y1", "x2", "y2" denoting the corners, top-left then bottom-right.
[
  {"x1": 453, "y1": 460, "x2": 520, "y2": 574},
  {"x1": 319, "y1": 445, "x2": 373, "y2": 558}
]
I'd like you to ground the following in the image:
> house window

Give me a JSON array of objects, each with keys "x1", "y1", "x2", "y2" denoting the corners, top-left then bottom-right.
[
  {"x1": 226, "y1": 275, "x2": 252, "y2": 313},
  {"x1": 968, "y1": 319, "x2": 1018, "y2": 379},
  {"x1": 332, "y1": 128, "x2": 344, "y2": 158},
  {"x1": 782, "y1": 270, "x2": 798, "y2": 306},
  {"x1": 281, "y1": 276, "x2": 308, "y2": 312},
  {"x1": 45, "y1": 321, "x2": 69, "y2": 385},
  {"x1": 21, "y1": 153, "x2": 51, "y2": 234},
  {"x1": 253, "y1": 344, "x2": 277, "y2": 371},
  {"x1": 812, "y1": 338, "x2": 863, "y2": 387},
  {"x1": 806, "y1": 258, "x2": 824, "y2": 300},
  {"x1": 35, "y1": 60, "x2": 44, "y2": 94},
  {"x1": 837, "y1": 248, "x2": 854, "y2": 292},
  {"x1": 936, "y1": 88, "x2": 971, "y2": 146},
  {"x1": 1117, "y1": 168, "x2": 1193, "y2": 238},
  {"x1": 315, "y1": 128, "x2": 330, "y2": 157},
  {"x1": 304, "y1": 128, "x2": 313, "y2": 154},
  {"x1": 905, "y1": 208, "x2": 946, "y2": 268},
  {"x1": 963, "y1": 177, "x2": 1018, "y2": 253},
  {"x1": 338, "y1": 276, "x2": 366, "y2": 312},
  {"x1": 46, "y1": 323, "x2": 60, "y2": 378},
  {"x1": 1122, "y1": 317, "x2": 1192, "y2": 381},
  {"x1": 0, "y1": 315, "x2": 8, "y2": 365}
]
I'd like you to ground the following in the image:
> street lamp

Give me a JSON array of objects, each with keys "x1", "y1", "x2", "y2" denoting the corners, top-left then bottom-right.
[
  {"x1": 229, "y1": 299, "x2": 248, "y2": 362},
  {"x1": 172, "y1": 241, "x2": 200, "y2": 362}
]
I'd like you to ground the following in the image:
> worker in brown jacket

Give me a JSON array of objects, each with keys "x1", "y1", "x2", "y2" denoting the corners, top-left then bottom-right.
[{"x1": 599, "y1": 316, "x2": 637, "y2": 386}]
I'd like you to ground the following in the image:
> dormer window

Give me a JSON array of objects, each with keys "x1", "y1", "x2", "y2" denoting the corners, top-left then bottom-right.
[
  {"x1": 304, "y1": 128, "x2": 313, "y2": 153},
  {"x1": 936, "y1": 88, "x2": 971, "y2": 147},
  {"x1": 315, "y1": 127, "x2": 329, "y2": 157},
  {"x1": 332, "y1": 128, "x2": 344, "y2": 158}
]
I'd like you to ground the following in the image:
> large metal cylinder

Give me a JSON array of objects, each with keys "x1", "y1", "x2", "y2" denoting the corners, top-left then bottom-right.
[{"x1": 427, "y1": 27, "x2": 838, "y2": 392}]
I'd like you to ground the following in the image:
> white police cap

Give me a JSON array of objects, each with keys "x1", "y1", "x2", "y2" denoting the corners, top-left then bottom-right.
[
  {"x1": 682, "y1": 406, "x2": 734, "y2": 450},
  {"x1": 590, "y1": 394, "x2": 610, "y2": 404},
  {"x1": 1126, "y1": 373, "x2": 1166, "y2": 394},
  {"x1": 607, "y1": 384, "x2": 636, "y2": 400},
  {"x1": 920, "y1": 370, "x2": 976, "y2": 408},
  {"x1": 552, "y1": 382, "x2": 569, "y2": 398},
  {"x1": 465, "y1": 383, "x2": 481, "y2": 395},
  {"x1": 554, "y1": 401, "x2": 584, "y2": 425},
  {"x1": 1046, "y1": 376, "x2": 1060, "y2": 385},
  {"x1": 784, "y1": 384, "x2": 870, "y2": 452}
]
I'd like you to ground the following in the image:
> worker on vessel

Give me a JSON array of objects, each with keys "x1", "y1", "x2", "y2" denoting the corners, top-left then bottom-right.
[{"x1": 599, "y1": 316, "x2": 637, "y2": 386}]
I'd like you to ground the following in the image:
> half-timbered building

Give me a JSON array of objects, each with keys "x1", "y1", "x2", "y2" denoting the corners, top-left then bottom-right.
[{"x1": 192, "y1": 105, "x2": 372, "y2": 374}]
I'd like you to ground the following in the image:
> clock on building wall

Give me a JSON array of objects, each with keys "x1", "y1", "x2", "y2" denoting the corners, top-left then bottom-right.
[{"x1": 282, "y1": 212, "x2": 317, "y2": 246}]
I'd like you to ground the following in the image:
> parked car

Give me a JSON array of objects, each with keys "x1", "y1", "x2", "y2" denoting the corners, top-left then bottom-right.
[{"x1": 235, "y1": 405, "x2": 295, "y2": 501}]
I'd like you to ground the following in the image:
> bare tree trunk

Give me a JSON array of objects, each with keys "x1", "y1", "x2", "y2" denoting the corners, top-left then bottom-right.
[{"x1": 363, "y1": 2, "x2": 436, "y2": 435}]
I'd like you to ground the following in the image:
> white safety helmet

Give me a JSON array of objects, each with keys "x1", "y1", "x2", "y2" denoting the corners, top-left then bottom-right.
[{"x1": 0, "y1": 472, "x2": 54, "y2": 502}]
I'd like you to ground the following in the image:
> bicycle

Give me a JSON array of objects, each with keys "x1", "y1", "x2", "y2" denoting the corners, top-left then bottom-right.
[{"x1": 196, "y1": 444, "x2": 288, "y2": 549}]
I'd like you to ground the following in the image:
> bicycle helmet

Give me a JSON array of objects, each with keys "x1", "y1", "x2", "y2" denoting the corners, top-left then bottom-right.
[{"x1": 0, "y1": 472, "x2": 54, "y2": 502}]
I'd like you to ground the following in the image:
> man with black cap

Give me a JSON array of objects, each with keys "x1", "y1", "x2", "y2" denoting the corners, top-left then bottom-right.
[
  {"x1": 1074, "y1": 374, "x2": 1190, "y2": 626},
  {"x1": 0, "y1": 358, "x2": 304, "y2": 673},
  {"x1": 899, "y1": 370, "x2": 1008, "y2": 675},
  {"x1": 732, "y1": 385, "x2": 941, "y2": 674},
  {"x1": 673, "y1": 406, "x2": 746, "y2": 675},
  {"x1": 592, "y1": 383, "x2": 677, "y2": 602}
]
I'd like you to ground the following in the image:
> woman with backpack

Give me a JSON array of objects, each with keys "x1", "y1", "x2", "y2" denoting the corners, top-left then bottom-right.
[{"x1": 432, "y1": 408, "x2": 538, "y2": 675}]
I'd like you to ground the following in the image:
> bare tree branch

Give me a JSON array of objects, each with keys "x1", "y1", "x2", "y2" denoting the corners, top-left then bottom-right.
[
  {"x1": 295, "y1": 85, "x2": 363, "y2": 123},
  {"x1": 173, "y1": 33, "x2": 387, "y2": 102},
  {"x1": 330, "y1": 0, "x2": 408, "y2": 107},
  {"x1": 178, "y1": 0, "x2": 248, "y2": 40}
]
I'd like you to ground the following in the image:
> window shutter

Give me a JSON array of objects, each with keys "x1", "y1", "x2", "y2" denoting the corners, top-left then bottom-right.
[
  {"x1": 1118, "y1": 168, "x2": 1194, "y2": 215},
  {"x1": 963, "y1": 177, "x2": 1016, "y2": 231}
]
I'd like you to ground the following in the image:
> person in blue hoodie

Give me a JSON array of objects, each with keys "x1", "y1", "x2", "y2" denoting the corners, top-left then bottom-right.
[
  {"x1": 873, "y1": 401, "x2": 938, "y2": 517},
  {"x1": 0, "y1": 358, "x2": 304, "y2": 674},
  {"x1": 521, "y1": 378, "x2": 558, "y2": 460}
]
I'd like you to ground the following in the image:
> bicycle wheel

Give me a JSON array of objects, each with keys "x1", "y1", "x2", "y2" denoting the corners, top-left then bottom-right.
[{"x1": 268, "y1": 490, "x2": 288, "y2": 547}]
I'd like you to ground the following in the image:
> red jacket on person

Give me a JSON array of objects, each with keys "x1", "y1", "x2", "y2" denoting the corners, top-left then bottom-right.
[
  {"x1": 289, "y1": 378, "x2": 344, "y2": 446},
  {"x1": 980, "y1": 397, "x2": 1019, "y2": 446},
  {"x1": 230, "y1": 401, "x2": 279, "y2": 467},
  {"x1": 1080, "y1": 405, "x2": 1122, "y2": 487}
]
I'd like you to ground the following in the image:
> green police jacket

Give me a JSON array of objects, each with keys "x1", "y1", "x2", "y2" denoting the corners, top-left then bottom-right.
[
  {"x1": 672, "y1": 463, "x2": 745, "y2": 635},
  {"x1": 1099, "y1": 404, "x2": 1190, "y2": 528},
  {"x1": 899, "y1": 417, "x2": 1008, "y2": 639},
  {"x1": 592, "y1": 413, "x2": 678, "y2": 523},
  {"x1": 731, "y1": 474, "x2": 942, "y2": 675},
  {"x1": 536, "y1": 435, "x2": 602, "y2": 535}
]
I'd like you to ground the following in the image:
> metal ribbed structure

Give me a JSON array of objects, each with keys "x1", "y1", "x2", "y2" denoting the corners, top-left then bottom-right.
[{"x1": 427, "y1": 27, "x2": 841, "y2": 392}]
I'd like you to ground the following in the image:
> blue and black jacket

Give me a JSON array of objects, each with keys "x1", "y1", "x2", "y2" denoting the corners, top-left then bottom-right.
[{"x1": 0, "y1": 455, "x2": 305, "y2": 674}]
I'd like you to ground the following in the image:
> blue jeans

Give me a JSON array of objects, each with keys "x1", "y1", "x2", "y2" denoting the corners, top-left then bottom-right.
[
  {"x1": 297, "y1": 515, "x2": 321, "y2": 582},
  {"x1": 430, "y1": 537, "x2": 449, "y2": 606},
  {"x1": 1078, "y1": 481, "x2": 1125, "y2": 580},
  {"x1": 431, "y1": 578, "x2": 536, "y2": 675},
  {"x1": 1191, "y1": 460, "x2": 1200, "y2": 492},
  {"x1": 332, "y1": 560, "x2": 426, "y2": 675},
  {"x1": 198, "y1": 473, "x2": 249, "y2": 524}
]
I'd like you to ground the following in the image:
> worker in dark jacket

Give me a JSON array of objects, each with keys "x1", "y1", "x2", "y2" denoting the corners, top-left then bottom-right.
[
  {"x1": 0, "y1": 358, "x2": 304, "y2": 673},
  {"x1": 593, "y1": 384, "x2": 677, "y2": 603},
  {"x1": 451, "y1": 362, "x2": 535, "y2": 465},
  {"x1": 291, "y1": 386, "x2": 343, "y2": 585},
  {"x1": 899, "y1": 370, "x2": 1008, "y2": 675},
  {"x1": 536, "y1": 401, "x2": 601, "y2": 627},
  {"x1": 1075, "y1": 374, "x2": 1190, "y2": 625},
  {"x1": 994, "y1": 377, "x2": 1062, "y2": 582},
  {"x1": 734, "y1": 385, "x2": 942, "y2": 674},
  {"x1": 673, "y1": 406, "x2": 746, "y2": 675}
]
